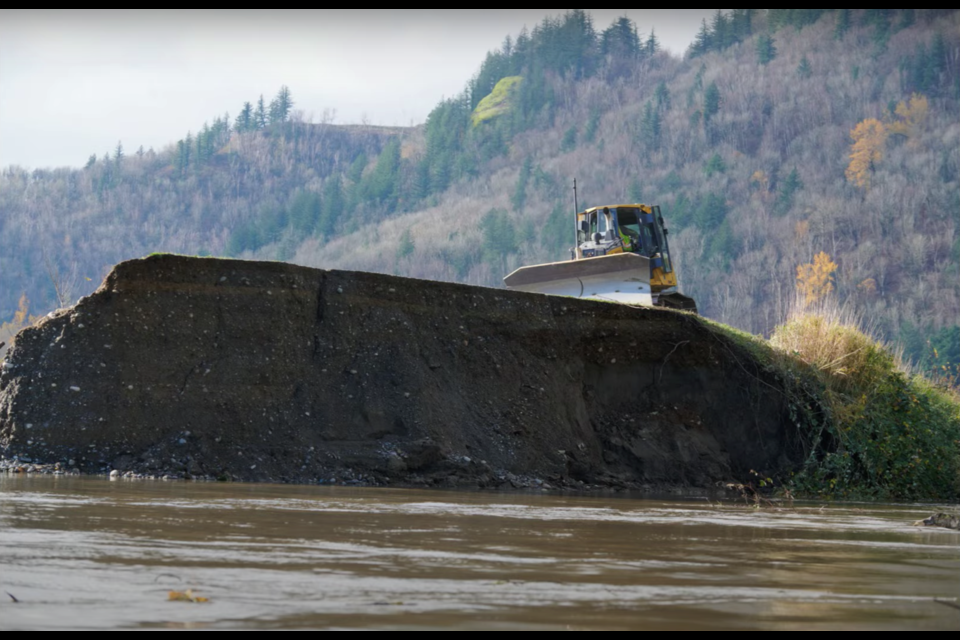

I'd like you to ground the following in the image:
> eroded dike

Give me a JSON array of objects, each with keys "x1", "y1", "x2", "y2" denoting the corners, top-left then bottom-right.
[{"x1": 0, "y1": 255, "x2": 810, "y2": 490}]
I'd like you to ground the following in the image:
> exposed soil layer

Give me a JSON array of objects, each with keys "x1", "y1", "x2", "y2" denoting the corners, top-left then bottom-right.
[{"x1": 0, "y1": 256, "x2": 810, "y2": 490}]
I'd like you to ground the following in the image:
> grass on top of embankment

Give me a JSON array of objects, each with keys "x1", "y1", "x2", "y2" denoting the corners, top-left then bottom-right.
[
  {"x1": 770, "y1": 304, "x2": 960, "y2": 502},
  {"x1": 701, "y1": 303, "x2": 960, "y2": 502}
]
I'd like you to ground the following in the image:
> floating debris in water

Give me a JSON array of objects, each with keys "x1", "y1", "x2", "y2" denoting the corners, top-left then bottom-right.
[
  {"x1": 168, "y1": 590, "x2": 209, "y2": 604},
  {"x1": 914, "y1": 514, "x2": 960, "y2": 531}
]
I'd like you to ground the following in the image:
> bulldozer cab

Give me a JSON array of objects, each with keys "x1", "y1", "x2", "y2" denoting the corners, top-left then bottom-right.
[{"x1": 576, "y1": 206, "x2": 674, "y2": 276}]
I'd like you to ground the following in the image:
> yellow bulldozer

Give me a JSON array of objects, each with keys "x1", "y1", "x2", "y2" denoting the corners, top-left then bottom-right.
[{"x1": 504, "y1": 203, "x2": 697, "y2": 313}]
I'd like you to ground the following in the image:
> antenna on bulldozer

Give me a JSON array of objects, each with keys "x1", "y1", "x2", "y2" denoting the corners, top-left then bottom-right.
[{"x1": 572, "y1": 179, "x2": 580, "y2": 260}]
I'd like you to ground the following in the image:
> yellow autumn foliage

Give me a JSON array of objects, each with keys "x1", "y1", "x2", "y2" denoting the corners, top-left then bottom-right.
[
  {"x1": 796, "y1": 252, "x2": 838, "y2": 306},
  {"x1": 845, "y1": 94, "x2": 930, "y2": 191},
  {"x1": 0, "y1": 294, "x2": 40, "y2": 353},
  {"x1": 889, "y1": 93, "x2": 930, "y2": 140},
  {"x1": 750, "y1": 170, "x2": 770, "y2": 192},
  {"x1": 845, "y1": 119, "x2": 888, "y2": 190},
  {"x1": 858, "y1": 278, "x2": 879, "y2": 297}
]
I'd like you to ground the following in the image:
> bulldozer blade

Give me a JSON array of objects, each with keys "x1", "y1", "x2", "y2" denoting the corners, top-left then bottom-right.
[{"x1": 504, "y1": 253, "x2": 654, "y2": 306}]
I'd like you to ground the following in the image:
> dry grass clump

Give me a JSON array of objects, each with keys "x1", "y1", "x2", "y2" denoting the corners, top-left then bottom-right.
[{"x1": 770, "y1": 300, "x2": 900, "y2": 395}]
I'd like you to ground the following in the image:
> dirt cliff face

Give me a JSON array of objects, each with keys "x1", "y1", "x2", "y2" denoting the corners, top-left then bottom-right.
[{"x1": 0, "y1": 255, "x2": 807, "y2": 489}]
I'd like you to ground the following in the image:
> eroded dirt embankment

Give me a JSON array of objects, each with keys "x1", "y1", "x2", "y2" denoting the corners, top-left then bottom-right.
[{"x1": 0, "y1": 255, "x2": 810, "y2": 489}]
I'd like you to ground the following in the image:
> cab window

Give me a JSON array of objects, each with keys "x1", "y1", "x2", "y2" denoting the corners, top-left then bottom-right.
[
  {"x1": 616, "y1": 208, "x2": 642, "y2": 252},
  {"x1": 640, "y1": 225, "x2": 657, "y2": 256}
]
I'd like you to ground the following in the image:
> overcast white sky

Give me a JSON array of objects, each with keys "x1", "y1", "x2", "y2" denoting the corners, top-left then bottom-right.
[{"x1": 0, "y1": 10, "x2": 718, "y2": 170}]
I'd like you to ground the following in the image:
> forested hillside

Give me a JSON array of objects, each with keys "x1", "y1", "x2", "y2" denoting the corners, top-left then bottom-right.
[{"x1": 1, "y1": 9, "x2": 958, "y2": 377}]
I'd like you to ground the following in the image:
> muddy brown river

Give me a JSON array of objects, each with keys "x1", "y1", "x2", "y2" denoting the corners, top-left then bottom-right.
[{"x1": 0, "y1": 476, "x2": 957, "y2": 630}]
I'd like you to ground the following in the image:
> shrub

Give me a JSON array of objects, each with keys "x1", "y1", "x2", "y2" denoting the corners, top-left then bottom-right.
[{"x1": 771, "y1": 302, "x2": 960, "y2": 501}]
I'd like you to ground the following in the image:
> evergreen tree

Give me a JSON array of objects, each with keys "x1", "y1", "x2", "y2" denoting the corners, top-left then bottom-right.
[
  {"x1": 219, "y1": 113, "x2": 231, "y2": 141},
  {"x1": 174, "y1": 134, "x2": 193, "y2": 175},
  {"x1": 543, "y1": 202, "x2": 572, "y2": 257},
  {"x1": 862, "y1": 9, "x2": 893, "y2": 28},
  {"x1": 533, "y1": 10, "x2": 599, "y2": 79},
  {"x1": 640, "y1": 101, "x2": 662, "y2": 151},
  {"x1": 255, "y1": 96, "x2": 268, "y2": 130},
  {"x1": 410, "y1": 160, "x2": 431, "y2": 202},
  {"x1": 512, "y1": 157, "x2": 532, "y2": 213},
  {"x1": 654, "y1": 81, "x2": 671, "y2": 111},
  {"x1": 707, "y1": 219, "x2": 739, "y2": 264},
  {"x1": 566, "y1": 9, "x2": 599, "y2": 78},
  {"x1": 729, "y1": 9, "x2": 755, "y2": 43},
  {"x1": 690, "y1": 19, "x2": 713, "y2": 58},
  {"x1": 645, "y1": 29, "x2": 660, "y2": 57},
  {"x1": 430, "y1": 150, "x2": 453, "y2": 195},
  {"x1": 396, "y1": 229, "x2": 415, "y2": 261},
  {"x1": 85, "y1": 154, "x2": 97, "y2": 170},
  {"x1": 236, "y1": 102, "x2": 254, "y2": 133},
  {"x1": 184, "y1": 133, "x2": 193, "y2": 168},
  {"x1": 269, "y1": 86, "x2": 294, "y2": 125},
  {"x1": 600, "y1": 16, "x2": 640, "y2": 59},
  {"x1": 703, "y1": 153, "x2": 726, "y2": 176},
  {"x1": 514, "y1": 26, "x2": 531, "y2": 69},
  {"x1": 866, "y1": 10, "x2": 893, "y2": 53},
  {"x1": 768, "y1": 9, "x2": 790, "y2": 31},
  {"x1": 114, "y1": 141, "x2": 124, "y2": 167},
  {"x1": 561, "y1": 126, "x2": 578, "y2": 153},
  {"x1": 774, "y1": 168, "x2": 804, "y2": 216},
  {"x1": 480, "y1": 208, "x2": 518, "y2": 266},
  {"x1": 711, "y1": 10, "x2": 731, "y2": 51},
  {"x1": 628, "y1": 177, "x2": 643, "y2": 204},
  {"x1": 897, "y1": 9, "x2": 916, "y2": 32},
  {"x1": 797, "y1": 56, "x2": 813, "y2": 79},
  {"x1": 257, "y1": 204, "x2": 287, "y2": 247},
  {"x1": 908, "y1": 44, "x2": 932, "y2": 94},
  {"x1": 780, "y1": 9, "x2": 830, "y2": 31},
  {"x1": 347, "y1": 154, "x2": 367, "y2": 184},
  {"x1": 693, "y1": 193, "x2": 728, "y2": 230},
  {"x1": 196, "y1": 123, "x2": 215, "y2": 166},
  {"x1": 583, "y1": 109, "x2": 601, "y2": 144},
  {"x1": 835, "y1": 8, "x2": 852, "y2": 40},
  {"x1": 289, "y1": 190, "x2": 321, "y2": 236},
  {"x1": 930, "y1": 33, "x2": 947, "y2": 95},
  {"x1": 363, "y1": 139, "x2": 402, "y2": 211},
  {"x1": 757, "y1": 35, "x2": 777, "y2": 66},
  {"x1": 174, "y1": 141, "x2": 186, "y2": 174},
  {"x1": 318, "y1": 175, "x2": 344, "y2": 237},
  {"x1": 704, "y1": 82, "x2": 722, "y2": 123}
]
